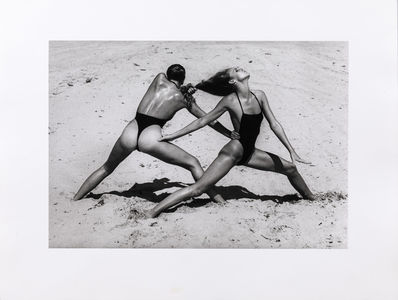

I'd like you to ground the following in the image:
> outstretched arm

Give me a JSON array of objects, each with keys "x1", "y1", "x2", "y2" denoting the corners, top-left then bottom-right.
[
  {"x1": 159, "y1": 96, "x2": 230, "y2": 142},
  {"x1": 258, "y1": 90, "x2": 310, "y2": 165},
  {"x1": 188, "y1": 98, "x2": 239, "y2": 139}
]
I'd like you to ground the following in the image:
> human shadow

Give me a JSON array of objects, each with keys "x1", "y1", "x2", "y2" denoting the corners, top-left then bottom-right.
[
  {"x1": 214, "y1": 185, "x2": 300, "y2": 204},
  {"x1": 87, "y1": 177, "x2": 301, "y2": 209},
  {"x1": 170, "y1": 186, "x2": 300, "y2": 212},
  {"x1": 87, "y1": 177, "x2": 188, "y2": 203}
]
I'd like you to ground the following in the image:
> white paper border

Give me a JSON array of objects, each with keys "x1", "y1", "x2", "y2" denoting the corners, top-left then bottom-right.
[{"x1": 1, "y1": 0, "x2": 397, "y2": 299}]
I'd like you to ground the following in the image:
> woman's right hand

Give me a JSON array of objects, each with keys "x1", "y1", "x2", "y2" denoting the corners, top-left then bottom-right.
[
  {"x1": 230, "y1": 130, "x2": 240, "y2": 140},
  {"x1": 181, "y1": 83, "x2": 197, "y2": 95},
  {"x1": 158, "y1": 134, "x2": 174, "y2": 142},
  {"x1": 290, "y1": 151, "x2": 311, "y2": 165}
]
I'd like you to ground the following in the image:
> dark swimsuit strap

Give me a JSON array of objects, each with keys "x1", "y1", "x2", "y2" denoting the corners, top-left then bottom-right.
[
  {"x1": 235, "y1": 91, "x2": 262, "y2": 114},
  {"x1": 251, "y1": 91, "x2": 262, "y2": 110},
  {"x1": 235, "y1": 92, "x2": 245, "y2": 114}
]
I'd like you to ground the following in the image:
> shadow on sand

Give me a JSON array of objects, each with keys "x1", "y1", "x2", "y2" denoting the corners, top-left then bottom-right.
[{"x1": 87, "y1": 177, "x2": 301, "y2": 210}]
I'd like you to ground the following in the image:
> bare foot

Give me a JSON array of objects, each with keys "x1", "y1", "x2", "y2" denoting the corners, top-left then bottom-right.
[
  {"x1": 212, "y1": 194, "x2": 226, "y2": 205},
  {"x1": 142, "y1": 209, "x2": 157, "y2": 219},
  {"x1": 213, "y1": 198, "x2": 227, "y2": 207},
  {"x1": 300, "y1": 193, "x2": 316, "y2": 201},
  {"x1": 306, "y1": 193, "x2": 316, "y2": 201},
  {"x1": 72, "y1": 192, "x2": 90, "y2": 201}
]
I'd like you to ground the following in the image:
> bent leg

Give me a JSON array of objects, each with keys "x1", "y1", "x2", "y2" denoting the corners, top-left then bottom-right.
[
  {"x1": 244, "y1": 149, "x2": 314, "y2": 199},
  {"x1": 147, "y1": 148, "x2": 238, "y2": 217},
  {"x1": 141, "y1": 138, "x2": 225, "y2": 203},
  {"x1": 73, "y1": 121, "x2": 138, "y2": 200}
]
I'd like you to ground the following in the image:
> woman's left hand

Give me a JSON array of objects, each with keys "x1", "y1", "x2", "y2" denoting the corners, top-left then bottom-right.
[{"x1": 290, "y1": 151, "x2": 311, "y2": 165}]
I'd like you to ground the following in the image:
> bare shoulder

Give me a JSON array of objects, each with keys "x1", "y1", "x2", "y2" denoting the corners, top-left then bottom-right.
[
  {"x1": 155, "y1": 73, "x2": 167, "y2": 81},
  {"x1": 223, "y1": 92, "x2": 236, "y2": 102},
  {"x1": 154, "y1": 73, "x2": 171, "y2": 89},
  {"x1": 219, "y1": 93, "x2": 236, "y2": 108},
  {"x1": 252, "y1": 89, "x2": 267, "y2": 100}
]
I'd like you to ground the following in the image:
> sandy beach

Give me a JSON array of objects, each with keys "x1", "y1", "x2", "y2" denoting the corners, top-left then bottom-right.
[{"x1": 49, "y1": 41, "x2": 348, "y2": 248}]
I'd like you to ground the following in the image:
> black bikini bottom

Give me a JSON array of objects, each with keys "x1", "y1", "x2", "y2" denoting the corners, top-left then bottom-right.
[{"x1": 135, "y1": 112, "x2": 168, "y2": 151}]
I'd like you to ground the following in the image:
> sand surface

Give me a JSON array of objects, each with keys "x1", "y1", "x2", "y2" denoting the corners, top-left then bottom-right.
[{"x1": 49, "y1": 41, "x2": 348, "y2": 248}]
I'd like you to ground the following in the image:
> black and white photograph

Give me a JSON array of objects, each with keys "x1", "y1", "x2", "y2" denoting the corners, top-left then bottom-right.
[
  {"x1": 2, "y1": 0, "x2": 398, "y2": 299},
  {"x1": 49, "y1": 41, "x2": 348, "y2": 248}
]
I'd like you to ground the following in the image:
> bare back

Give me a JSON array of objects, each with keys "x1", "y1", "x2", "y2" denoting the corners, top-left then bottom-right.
[{"x1": 136, "y1": 73, "x2": 186, "y2": 120}]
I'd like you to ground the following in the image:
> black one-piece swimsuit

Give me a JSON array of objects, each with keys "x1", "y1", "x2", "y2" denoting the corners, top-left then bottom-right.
[{"x1": 236, "y1": 91, "x2": 264, "y2": 165}]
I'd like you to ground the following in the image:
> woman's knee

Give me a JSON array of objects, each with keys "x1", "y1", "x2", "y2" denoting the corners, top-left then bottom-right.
[
  {"x1": 190, "y1": 183, "x2": 208, "y2": 198},
  {"x1": 185, "y1": 156, "x2": 201, "y2": 171},
  {"x1": 103, "y1": 161, "x2": 118, "y2": 174},
  {"x1": 283, "y1": 162, "x2": 298, "y2": 176}
]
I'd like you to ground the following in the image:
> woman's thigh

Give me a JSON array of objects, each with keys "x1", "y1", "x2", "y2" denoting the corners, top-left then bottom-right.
[
  {"x1": 194, "y1": 141, "x2": 242, "y2": 188},
  {"x1": 106, "y1": 120, "x2": 138, "y2": 164},
  {"x1": 137, "y1": 125, "x2": 200, "y2": 168},
  {"x1": 243, "y1": 148, "x2": 293, "y2": 173}
]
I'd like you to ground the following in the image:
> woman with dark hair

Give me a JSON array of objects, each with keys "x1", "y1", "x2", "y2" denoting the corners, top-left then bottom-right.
[
  {"x1": 73, "y1": 64, "x2": 239, "y2": 203},
  {"x1": 146, "y1": 67, "x2": 315, "y2": 217}
]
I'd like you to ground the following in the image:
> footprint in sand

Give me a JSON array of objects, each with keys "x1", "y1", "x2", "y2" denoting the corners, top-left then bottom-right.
[
  {"x1": 128, "y1": 230, "x2": 141, "y2": 246},
  {"x1": 127, "y1": 209, "x2": 147, "y2": 221},
  {"x1": 315, "y1": 191, "x2": 347, "y2": 201},
  {"x1": 87, "y1": 199, "x2": 105, "y2": 210}
]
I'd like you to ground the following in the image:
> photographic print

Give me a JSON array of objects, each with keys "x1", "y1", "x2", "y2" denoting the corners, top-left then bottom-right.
[{"x1": 49, "y1": 41, "x2": 348, "y2": 248}]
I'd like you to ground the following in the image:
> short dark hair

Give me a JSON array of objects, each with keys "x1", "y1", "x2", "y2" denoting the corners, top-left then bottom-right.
[
  {"x1": 166, "y1": 64, "x2": 185, "y2": 84},
  {"x1": 195, "y1": 69, "x2": 235, "y2": 96}
]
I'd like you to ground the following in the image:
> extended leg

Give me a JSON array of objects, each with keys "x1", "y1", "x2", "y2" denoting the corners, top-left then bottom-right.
[
  {"x1": 244, "y1": 149, "x2": 314, "y2": 200},
  {"x1": 140, "y1": 135, "x2": 227, "y2": 203},
  {"x1": 73, "y1": 121, "x2": 138, "y2": 200},
  {"x1": 147, "y1": 150, "x2": 238, "y2": 217}
]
